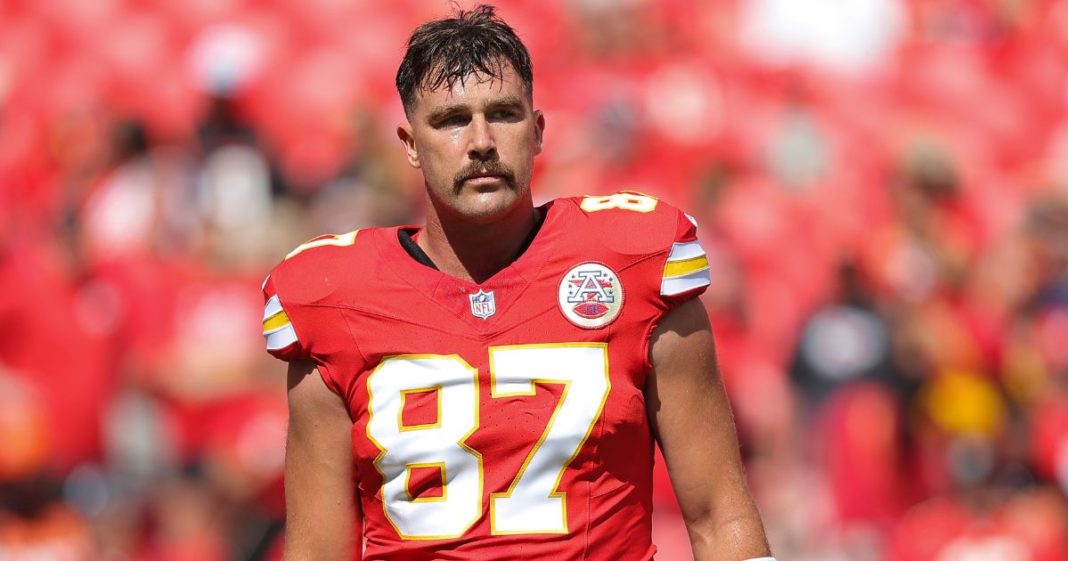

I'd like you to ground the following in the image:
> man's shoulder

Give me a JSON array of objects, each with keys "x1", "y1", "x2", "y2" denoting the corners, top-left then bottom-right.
[
  {"x1": 547, "y1": 192, "x2": 696, "y2": 258},
  {"x1": 266, "y1": 227, "x2": 393, "y2": 307}
]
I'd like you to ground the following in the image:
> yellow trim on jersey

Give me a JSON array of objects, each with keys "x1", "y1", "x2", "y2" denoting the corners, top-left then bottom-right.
[
  {"x1": 398, "y1": 386, "x2": 443, "y2": 432},
  {"x1": 405, "y1": 462, "x2": 448, "y2": 503},
  {"x1": 262, "y1": 310, "x2": 291, "y2": 333},
  {"x1": 662, "y1": 254, "x2": 709, "y2": 278}
]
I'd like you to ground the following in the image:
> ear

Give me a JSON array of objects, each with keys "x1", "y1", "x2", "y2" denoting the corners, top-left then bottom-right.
[
  {"x1": 533, "y1": 109, "x2": 545, "y2": 156},
  {"x1": 397, "y1": 123, "x2": 421, "y2": 168}
]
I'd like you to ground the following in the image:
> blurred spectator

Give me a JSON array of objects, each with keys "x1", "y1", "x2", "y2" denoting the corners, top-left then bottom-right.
[{"x1": 0, "y1": 376, "x2": 93, "y2": 560}]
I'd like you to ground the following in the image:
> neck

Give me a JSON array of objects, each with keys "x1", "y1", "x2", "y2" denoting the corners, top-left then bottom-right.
[{"x1": 417, "y1": 197, "x2": 539, "y2": 284}]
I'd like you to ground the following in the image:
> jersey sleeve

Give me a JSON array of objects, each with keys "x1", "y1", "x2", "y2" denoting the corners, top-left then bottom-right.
[
  {"x1": 657, "y1": 209, "x2": 711, "y2": 308},
  {"x1": 261, "y1": 272, "x2": 309, "y2": 362}
]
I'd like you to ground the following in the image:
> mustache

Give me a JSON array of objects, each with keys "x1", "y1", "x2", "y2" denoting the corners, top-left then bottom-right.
[{"x1": 453, "y1": 161, "x2": 516, "y2": 193}]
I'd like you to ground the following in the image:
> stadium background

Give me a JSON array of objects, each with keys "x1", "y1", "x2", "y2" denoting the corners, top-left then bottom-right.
[{"x1": 3, "y1": 0, "x2": 1068, "y2": 559}]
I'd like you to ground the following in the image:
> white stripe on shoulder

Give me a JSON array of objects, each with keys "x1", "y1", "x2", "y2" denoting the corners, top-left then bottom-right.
[
  {"x1": 684, "y1": 213, "x2": 698, "y2": 227},
  {"x1": 265, "y1": 323, "x2": 299, "y2": 351},
  {"x1": 263, "y1": 295, "x2": 284, "y2": 321},
  {"x1": 660, "y1": 268, "x2": 711, "y2": 297},
  {"x1": 667, "y1": 240, "x2": 706, "y2": 262}
]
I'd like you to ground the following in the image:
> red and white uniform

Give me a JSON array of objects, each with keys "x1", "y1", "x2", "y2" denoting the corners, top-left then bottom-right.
[{"x1": 262, "y1": 193, "x2": 710, "y2": 560}]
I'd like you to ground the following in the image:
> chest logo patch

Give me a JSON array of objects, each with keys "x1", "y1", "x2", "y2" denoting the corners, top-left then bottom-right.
[
  {"x1": 558, "y1": 263, "x2": 624, "y2": 329},
  {"x1": 469, "y1": 289, "x2": 496, "y2": 320}
]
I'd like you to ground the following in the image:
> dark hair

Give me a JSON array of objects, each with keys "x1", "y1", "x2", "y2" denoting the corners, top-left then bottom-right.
[{"x1": 396, "y1": 4, "x2": 534, "y2": 115}]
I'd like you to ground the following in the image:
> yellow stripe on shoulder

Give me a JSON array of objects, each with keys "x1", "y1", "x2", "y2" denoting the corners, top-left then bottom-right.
[
  {"x1": 263, "y1": 310, "x2": 291, "y2": 334},
  {"x1": 285, "y1": 230, "x2": 359, "y2": 260},
  {"x1": 663, "y1": 255, "x2": 709, "y2": 279}
]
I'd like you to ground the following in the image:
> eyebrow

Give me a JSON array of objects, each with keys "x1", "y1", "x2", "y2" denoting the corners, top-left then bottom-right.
[
  {"x1": 486, "y1": 96, "x2": 525, "y2": 110},
  {"x1": 425, "y1": 95, "x2": 526, "y2": 123}
]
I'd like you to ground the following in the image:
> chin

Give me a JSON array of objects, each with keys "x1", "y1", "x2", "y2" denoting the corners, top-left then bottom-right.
[{"x1": 452, "y1": 190, "x2": 523, "y2": 224}]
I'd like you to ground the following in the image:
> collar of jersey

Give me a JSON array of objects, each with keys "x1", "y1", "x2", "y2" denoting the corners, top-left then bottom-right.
[{"x1": 377, "y1": 200, "x2": 561, "y2": 329}]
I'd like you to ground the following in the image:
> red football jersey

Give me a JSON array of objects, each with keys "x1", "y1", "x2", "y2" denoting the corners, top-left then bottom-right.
[{"x1": 262, "y1": 193, "x2": 710, "y2": 560}]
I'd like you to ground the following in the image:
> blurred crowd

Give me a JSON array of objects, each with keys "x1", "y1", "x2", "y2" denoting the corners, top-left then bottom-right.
[{"x1": 2, "y1": 0, "x2": 1068, "y2": 559}]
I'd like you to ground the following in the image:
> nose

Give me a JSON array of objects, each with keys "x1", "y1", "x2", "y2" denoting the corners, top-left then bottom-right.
[{"x1": 467, "y1": 114, "x2": 497, "y2": 161}]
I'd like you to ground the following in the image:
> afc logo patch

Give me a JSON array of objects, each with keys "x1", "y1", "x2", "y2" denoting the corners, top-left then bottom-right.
[{"x1": 558, "y1": 263, "x2": 624, "y2": 329}]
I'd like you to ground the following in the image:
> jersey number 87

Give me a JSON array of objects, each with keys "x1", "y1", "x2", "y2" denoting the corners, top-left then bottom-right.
[{"x1": 365, "y1": 344, "x2": 610, "y2": 540}]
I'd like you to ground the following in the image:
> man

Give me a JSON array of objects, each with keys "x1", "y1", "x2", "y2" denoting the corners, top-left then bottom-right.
[{"x1": 263, "y1": 5, "x2": 773, "y2": 560}]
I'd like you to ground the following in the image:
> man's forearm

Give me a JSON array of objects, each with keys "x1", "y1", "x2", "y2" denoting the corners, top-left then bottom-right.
[{"x1": 687, "y1": 509, "x2": 772, "y2": 561}]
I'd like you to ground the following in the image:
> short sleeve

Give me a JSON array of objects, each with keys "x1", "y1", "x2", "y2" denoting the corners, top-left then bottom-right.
[
  {"x1": 657, "y1": 210, "x2": 711, "y2": 307},
  {"x1": 261, "y1": 273, "x2": 309, "y2": 362}
]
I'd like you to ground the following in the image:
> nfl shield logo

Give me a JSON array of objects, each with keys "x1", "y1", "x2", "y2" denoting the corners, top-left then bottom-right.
[{"x1": 469, "y1": 289, "x2": 496, "y2": 320}]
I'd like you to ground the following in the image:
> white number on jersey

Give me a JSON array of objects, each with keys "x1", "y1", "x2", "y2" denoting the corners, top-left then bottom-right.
[
  {"x1": 366, "y1": 355, "x2": 482, "y2": 539},
  {"x1": 365, "y1": 344, "x2": 610, "y2": 539},
  {"x1": 285, "y1": 230, "x2": 358, "y2": 260},
  {"x1": 580, "y1": 192, "x2": 658, "y2": 213}
]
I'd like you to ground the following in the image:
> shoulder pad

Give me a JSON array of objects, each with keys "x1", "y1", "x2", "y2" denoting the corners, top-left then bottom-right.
[
  {"x1": 271, "y1": 230, "x2": 361, "y2": 306},
  {"x1": 569, "y1": 192, "x2": 684, "y2": 257},
  {"x1": 568, "y1": 192, "x2": 710, "y2": 300}
]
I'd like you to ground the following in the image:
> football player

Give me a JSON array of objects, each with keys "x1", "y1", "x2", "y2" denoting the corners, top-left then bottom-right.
[{"x1": 263, "y1": 5, "x2": 773, "y2": 560}]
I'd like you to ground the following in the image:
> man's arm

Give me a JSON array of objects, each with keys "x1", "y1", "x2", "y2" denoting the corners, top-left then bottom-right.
[
  {"x1": 284, "y1": 361, "x2": 360, "y2": 561},
  {"x1": 646, "y1": 298, "x2": 771, "y2": 561}
]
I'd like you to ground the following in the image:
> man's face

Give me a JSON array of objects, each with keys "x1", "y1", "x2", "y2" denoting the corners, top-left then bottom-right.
[{"x1": 398, "y1": 63, "x2": 544, "y2": 224}]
